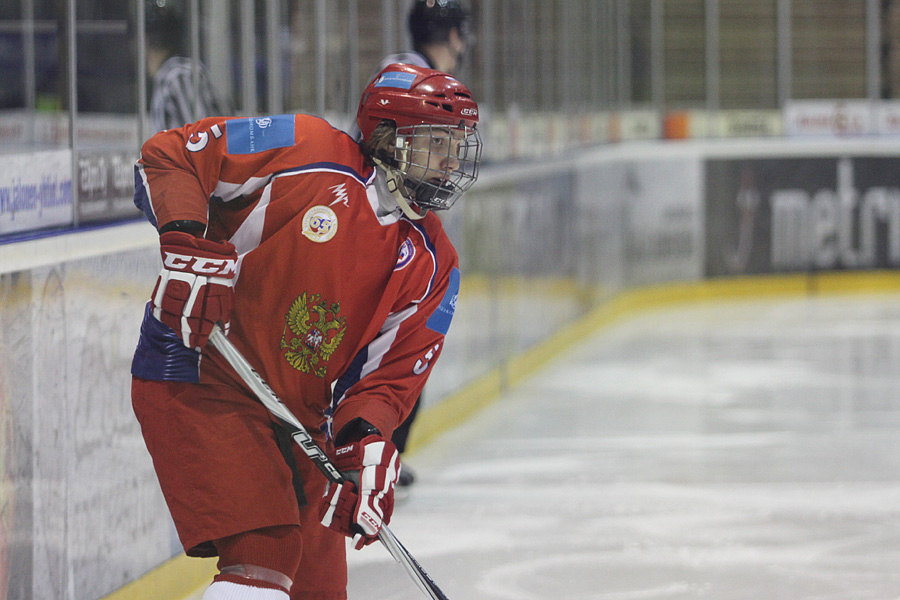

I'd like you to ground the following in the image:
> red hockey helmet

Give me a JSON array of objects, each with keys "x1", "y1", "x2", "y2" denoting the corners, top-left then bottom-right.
[
  {"x1": 356, "y1": 63, "x2": 479, "y2": 141},
  {"x1": 356, "y1": 63, "x2": 482, "y2": 215}
]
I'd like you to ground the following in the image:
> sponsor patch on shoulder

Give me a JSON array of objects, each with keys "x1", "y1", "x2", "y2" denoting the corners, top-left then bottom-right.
[
  {"x1": 426, "y1": 267, "x2": 459, "y2": 335},
  {"x1": 226, "y1": 115, "x2": 295, "y2": 154}
]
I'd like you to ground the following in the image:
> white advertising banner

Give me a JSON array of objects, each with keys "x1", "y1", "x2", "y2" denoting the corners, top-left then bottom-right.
[
  {"x1": 784, "y1": 100, "x2": 875, "y2": 137},
  {"x1": 614, "y1": 110, "x2": 662, "y2": 141},
  {"x1": 873, "y1": 100, "x2": 900, "y2": 135},
  {"x1": 0, "y1": 150, "x2": 73, "y2": 235},
  {"x1": 711, "y1": 110, "x2": 784, "y2": 138},
  {"x1": 0, "y1": 112, "x2": 139, "y2": 149}
]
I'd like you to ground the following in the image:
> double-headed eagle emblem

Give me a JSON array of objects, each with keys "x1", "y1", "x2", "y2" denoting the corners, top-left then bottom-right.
[{"x1": 281, "y1": 292, "x2": 347, "y2": 378}]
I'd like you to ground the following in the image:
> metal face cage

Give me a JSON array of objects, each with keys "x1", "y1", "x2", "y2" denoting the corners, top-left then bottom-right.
[{"x1": 394, "y1": 123, "x2": 482, "y2": 212}]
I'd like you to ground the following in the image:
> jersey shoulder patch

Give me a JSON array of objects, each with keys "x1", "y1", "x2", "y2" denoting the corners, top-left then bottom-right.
[
  {"x1": 426, "y1": 267, "x2": 460, "y2": 335},
  {"x1": 226, "y1": 114, "x2": 295, "y2": 154}
]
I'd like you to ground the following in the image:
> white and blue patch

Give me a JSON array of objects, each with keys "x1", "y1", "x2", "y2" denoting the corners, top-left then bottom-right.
[
  {"x1": 426, "y1": 267, "x2": 460, "y2": 335},
  {"x1": 226, "y1": 114, "x2": 295, "y2": 154},
  {"x1": 375, "y1": 71, "x2": 417, "y2": 90},
  {"x1": 395, "y1": 238, "x2": 416, "y2": 270}
]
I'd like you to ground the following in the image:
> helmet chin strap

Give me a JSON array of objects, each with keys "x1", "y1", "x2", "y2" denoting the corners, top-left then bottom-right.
[{"x1": 372, "y1": 157, "x2": 425, "y2": 221}]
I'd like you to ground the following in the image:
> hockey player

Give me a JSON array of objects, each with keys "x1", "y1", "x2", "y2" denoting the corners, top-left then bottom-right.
[
  {"x1": 130, "y1": 63, "x2": 481, "y2": 599},
  {"x1": 400, "y1": 0, "x2": 471, "y2": 75},
  {"x1": 348, "y1": 0, "x2": 470, "y2": 140},
  {"x1": 350, "y1": 0, "x2": 473, "y2": 490}
]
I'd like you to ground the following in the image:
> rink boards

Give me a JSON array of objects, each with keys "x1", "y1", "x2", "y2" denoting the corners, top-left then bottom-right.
[{"x1": 3, "y1": 138, "x2": 900, "y2": 599}]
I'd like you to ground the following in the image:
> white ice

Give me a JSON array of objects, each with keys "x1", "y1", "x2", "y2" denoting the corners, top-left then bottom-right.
[{"x1": 346, "y1": 294, "x2": 900, "y2": 600}]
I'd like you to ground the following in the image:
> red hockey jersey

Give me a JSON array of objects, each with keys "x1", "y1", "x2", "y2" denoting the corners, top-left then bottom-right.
[{"x1": 132, "y1": 113, "x2": 460, "y2": 440}]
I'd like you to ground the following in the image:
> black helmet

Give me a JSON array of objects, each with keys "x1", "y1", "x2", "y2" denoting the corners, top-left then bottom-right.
[
  {"x1": 145, "y1": 0, "x2": 185, "y2": 53},
  {"x1": 408, "y1": 0, "x2": 469, "y2": 48}
]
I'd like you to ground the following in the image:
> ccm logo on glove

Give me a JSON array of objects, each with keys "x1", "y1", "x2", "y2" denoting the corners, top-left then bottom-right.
[
  {"x1": 162, "y1": 252, "x2": 237, "y2": 276},
  {"x1": 151, "y1": 230, "x2": 238, "y2": 350},
  {"x1": 320, "y1": 435, "x2": 400, "y2": 550}
]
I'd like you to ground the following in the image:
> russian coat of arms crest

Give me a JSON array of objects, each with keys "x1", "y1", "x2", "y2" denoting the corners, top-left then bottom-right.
[{"x1": 281, "y1": 292, "x2": 347, "y2": 377}]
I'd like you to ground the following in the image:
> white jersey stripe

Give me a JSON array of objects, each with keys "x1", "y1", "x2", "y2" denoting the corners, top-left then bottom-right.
[
  {"x1": 359, "y1": 305, "x2": 419, "y2": 378},
  {"x1": 213, "y1": 175, "x2": 273, "y2": 202},
  {"x1": 331, "y1": 305, "x2": 419, "y2": 409}
]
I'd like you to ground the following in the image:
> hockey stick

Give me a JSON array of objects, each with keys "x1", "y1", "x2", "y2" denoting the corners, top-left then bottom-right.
[{"x1": 208, "y1": 326, "x2": 450, "y2": 600}]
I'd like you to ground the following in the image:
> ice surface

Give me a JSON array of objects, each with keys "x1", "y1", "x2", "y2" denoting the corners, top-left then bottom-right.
[{"x1": 347, "y1": 294, "x2": 900, "y2": 599}]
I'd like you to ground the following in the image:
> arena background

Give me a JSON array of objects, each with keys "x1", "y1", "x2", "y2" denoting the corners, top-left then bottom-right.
[{"x1": 3, "y1": 1, "x2": 900, "y2": 599}]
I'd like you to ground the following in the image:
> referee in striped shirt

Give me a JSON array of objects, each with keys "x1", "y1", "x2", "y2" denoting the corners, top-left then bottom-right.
[{"x1": 146, "y1": 0, "x2": 232, "y2": 133}]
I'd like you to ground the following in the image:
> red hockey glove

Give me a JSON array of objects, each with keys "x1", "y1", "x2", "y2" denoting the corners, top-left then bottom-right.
[
  {"x1": 151, "y1": 230, "x2": 237, "y2": 350},
  {"x1": 320, "y1": 435, "x2": 400, "y2": 550}
]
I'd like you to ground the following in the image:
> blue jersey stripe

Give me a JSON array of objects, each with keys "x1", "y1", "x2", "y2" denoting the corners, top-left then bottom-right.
[
  {"x1": 276, "y1": 162, "x2": 373, "y2": 187},
  {"x1": 409, "y1": 220, "x2": 439, "y2": 301},
  {"x1": 331, "y1": 346, "x2": 369, "y2": 410},
  {"x1": 133, "y1": 165, "x2": 158, "y2": 228}
]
